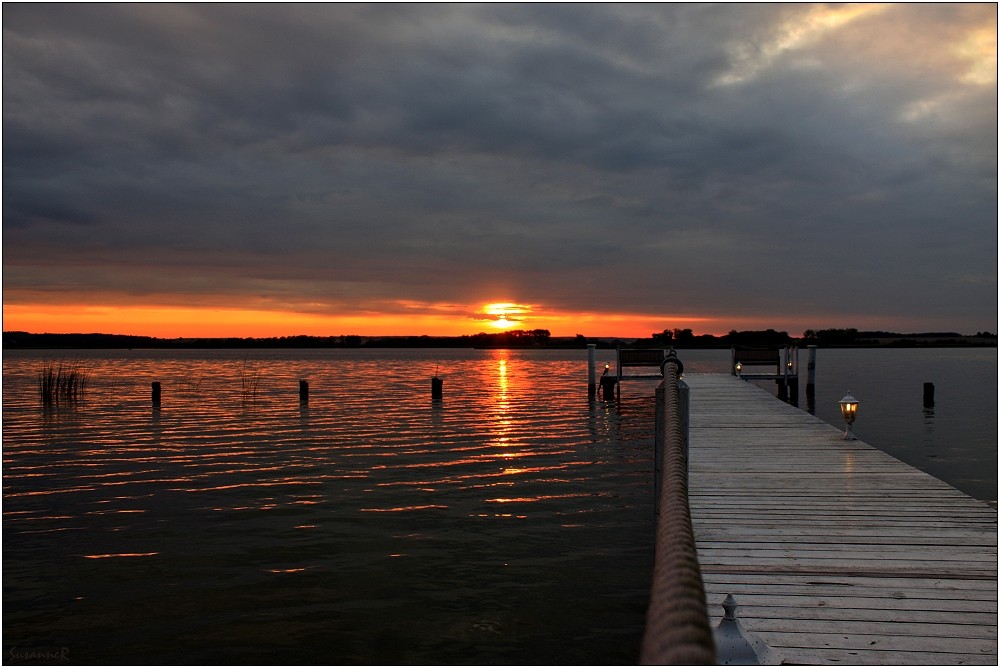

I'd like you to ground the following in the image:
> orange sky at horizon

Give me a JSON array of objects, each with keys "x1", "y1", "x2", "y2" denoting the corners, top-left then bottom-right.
[{"x1": 2, "y1": 301, "x2": 768, "y2": 339}]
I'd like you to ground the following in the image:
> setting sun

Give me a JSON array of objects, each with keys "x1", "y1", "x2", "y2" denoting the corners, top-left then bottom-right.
[{"x1": 482, "y1": 302, "x2": 531, "y2": 330}]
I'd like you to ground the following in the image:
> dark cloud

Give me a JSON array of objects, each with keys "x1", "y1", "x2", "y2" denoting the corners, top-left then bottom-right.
[{"x1": 3, "y1": 3, "x2": 996, "y2": 332}]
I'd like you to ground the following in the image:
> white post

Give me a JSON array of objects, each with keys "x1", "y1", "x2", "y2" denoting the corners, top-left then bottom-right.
[
  {"x1": 805, "y1": 345, "x2": 817, "y2": 413},
  {"x1": 587, "y1": 344, "x2": 597, "y2": 398}
]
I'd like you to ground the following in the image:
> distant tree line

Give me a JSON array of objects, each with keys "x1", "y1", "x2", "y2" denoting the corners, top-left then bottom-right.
[
  {"x1": 650, "y1": 328, "x2": 797, "y2": 347},
  {"x1": 797, "y1": 328, "x2": 997, "y2": 347},
  {"x1": 3, "y1": 327, "x2": 995, "y2": 350},
  {"x1": 648, "y1": 327, "x2": 996, "y2": 348},
  {"x1": 1, "y1": 329, "x2": 557, "y2": 350}
]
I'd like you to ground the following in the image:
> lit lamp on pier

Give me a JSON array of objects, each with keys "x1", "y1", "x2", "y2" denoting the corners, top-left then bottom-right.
[
  {"x1": 839, "y1": 391, "x2": 859, "y2": 440},
  {"x1": 735, "y1": 361, "x2": 742, "y2": 377}
]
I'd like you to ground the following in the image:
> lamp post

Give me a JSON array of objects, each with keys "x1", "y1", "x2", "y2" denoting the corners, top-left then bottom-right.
[
  {"x1": 839, "y1": 391, "x2": 859, "y2": 440},
  {"x1": 735, "y1": 361, "x2": 742, "y2": 377}
]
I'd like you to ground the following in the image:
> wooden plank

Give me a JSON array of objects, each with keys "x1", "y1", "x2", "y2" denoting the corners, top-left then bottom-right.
[
  {"x1": 704, "y1": 592, "x2": 997, "y2": 614},
  {"x1": 779, "y1": 647, "x2": 997, "y2": 665},
  {"x1": 697, "y1": 535, "x2": 997, "y2": 547},
  {"x1": 701, "y1": 573, "x2": 998, "y2": 593},
  {"x1": 696, "y1": 531, "x2": 994, "y2": 543},
  {"x1": 702, "y1": 565, "x2": 996, "y2": 582},
  {"x1": 750, "y1": 630, "x2": 996, "y2": 654},
  {"x1": 683, "y1": 373, "x2": 998, "y2": 665},
  {"x1": 696, "y1": 511, "x2": 995, "y2": 520},
  {"x1": 711, "y1": 594, "x2": 997, "y2": 624},
  {"x1": 699, "y1": 541, "x2": 994, "y2": 560},
  {"x1": 744, "y1": 617, "x2": 996, "y2": 641}
]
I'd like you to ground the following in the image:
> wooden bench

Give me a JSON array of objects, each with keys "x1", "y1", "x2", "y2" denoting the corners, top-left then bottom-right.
[
  {"x1": 617, "y1": 348, "x2": 667, "y2": 381},
  {"x1": 730, "y1": 347, "x2": 781, "y2": 376}
]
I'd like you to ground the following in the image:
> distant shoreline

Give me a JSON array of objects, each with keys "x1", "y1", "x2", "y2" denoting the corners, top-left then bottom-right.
[{"x1": 3, "y1": 330, "x2": 996, "y2": 350}]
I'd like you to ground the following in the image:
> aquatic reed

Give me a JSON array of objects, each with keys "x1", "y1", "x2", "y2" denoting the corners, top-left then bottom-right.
[
  {"x1": 240, "y1": 360, "x2": 263, "y2": 404},
  {"x1": 38, "y1": 361, "x2": 89, "y2": 404}
]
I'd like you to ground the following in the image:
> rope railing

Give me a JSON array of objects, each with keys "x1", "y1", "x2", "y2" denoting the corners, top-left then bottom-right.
[{"x1": 640, "y1": 353, "x2": 716, "y2": 665}]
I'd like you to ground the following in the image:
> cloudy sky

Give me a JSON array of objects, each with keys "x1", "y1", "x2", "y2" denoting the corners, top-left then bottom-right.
[{"x1": 3, "y1": 3, "x2": 996, "y2": 337}]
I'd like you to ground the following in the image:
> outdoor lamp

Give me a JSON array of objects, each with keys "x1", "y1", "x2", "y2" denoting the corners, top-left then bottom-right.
[
  {"x1": 839, "y1": 391, "x2": 859, "y2": 440},
  {"x1": 735, "y1": 361, "x2": 742, "y2": 376}
]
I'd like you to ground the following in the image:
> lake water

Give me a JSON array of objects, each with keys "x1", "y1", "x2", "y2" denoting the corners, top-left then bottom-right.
[
  {"x1": 2, "y1": 347, "x2": 996, "y2": 664},
  {"x1": 782, "y1": 347, "x2": 997, "y2": 504}
]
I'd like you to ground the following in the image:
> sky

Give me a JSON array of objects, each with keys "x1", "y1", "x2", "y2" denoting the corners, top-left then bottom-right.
[{"x1": 3, "y1": 3, "x2": 997, "y2": 338}]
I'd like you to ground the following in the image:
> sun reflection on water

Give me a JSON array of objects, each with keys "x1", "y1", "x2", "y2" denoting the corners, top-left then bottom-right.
[{"x1": 492, "y1": 351, "x2": 512, "y2": 447}]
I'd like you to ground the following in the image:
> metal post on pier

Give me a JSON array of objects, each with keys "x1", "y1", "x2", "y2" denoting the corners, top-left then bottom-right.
[{"x1": 587, "y1": 344, "x2": 597, "y2": 398}]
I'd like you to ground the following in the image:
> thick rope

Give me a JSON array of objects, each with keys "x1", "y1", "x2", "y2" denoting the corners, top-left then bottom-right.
[{"x1": 640, "y1": 359, "x2": 716, "y2": 665}]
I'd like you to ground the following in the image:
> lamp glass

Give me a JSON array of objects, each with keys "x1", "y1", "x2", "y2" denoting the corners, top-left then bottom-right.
[
  {"x1": 839, "y1": 392, "x2": 858, "y2": 423},
  {"x1": 839, "y1": 391, "x2": 859, "y2": 440}
]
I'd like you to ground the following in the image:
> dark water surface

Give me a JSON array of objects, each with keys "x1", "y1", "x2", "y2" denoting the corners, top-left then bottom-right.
[
  {"x1": 4, "y1": 349, "x2": 657, "y2": 665},
  {"x1": 3, "y1": 347, "x2": 996, "y2": 664},
  {"x1": 747, "y1": 347, "x2": 997, "y2": 503}
]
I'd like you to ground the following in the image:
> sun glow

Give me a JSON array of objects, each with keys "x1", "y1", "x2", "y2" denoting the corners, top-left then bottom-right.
[{"x1": 482, "y1": 302, "x2": 531, "y2": 330}]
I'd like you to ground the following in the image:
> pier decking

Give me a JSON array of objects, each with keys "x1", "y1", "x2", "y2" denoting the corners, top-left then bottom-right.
[{"x1": 684, "y1": 374, "x2": 997, "y2": 665}]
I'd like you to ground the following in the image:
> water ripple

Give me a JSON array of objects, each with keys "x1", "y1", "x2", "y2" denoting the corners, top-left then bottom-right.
[{"x1": 4, "y1": 349, "x2": 655, "y2": 664}]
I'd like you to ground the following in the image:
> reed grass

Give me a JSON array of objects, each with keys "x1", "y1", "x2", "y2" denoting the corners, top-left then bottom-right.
[
  {"x1": 38, "y1": 361, "x2": 89, "y2": 404},
  {"x1": 240, "y1": 360, "x2": 263, "y2": 405}
]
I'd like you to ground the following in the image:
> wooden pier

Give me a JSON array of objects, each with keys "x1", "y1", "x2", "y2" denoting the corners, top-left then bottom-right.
[{"x1": 684, "y1": 374, "x2": 997, "y2": 665}]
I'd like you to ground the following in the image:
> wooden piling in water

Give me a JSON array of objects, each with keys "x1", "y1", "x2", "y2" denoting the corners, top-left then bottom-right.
[
  {"x1": 923, "y1": 381, "x2": 935, "y2": 407},
  {"x1": 299, "y1": 380, "x2": 309, "y2": 403},
  {"x1": 587, "y1": 344, "x2": 597, "y2": 398},
  {"x1": 151, "y1": 381, "x2": 161, "y2": 405},
  {"x1": 805, "y1": 345, "x2": 817, "y2": 412},
  {"x1": 599, "y1": 375, "x2": 617, "y2": 401},
  {"x1": 431, "y1": 377, "x2": 443, "y2": 401},
  {"x1": 786, "y1": 346, "x2": 798, "y2": 405}
]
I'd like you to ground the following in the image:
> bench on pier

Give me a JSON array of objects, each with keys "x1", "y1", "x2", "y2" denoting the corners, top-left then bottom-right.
[
  {"x1": 731, "y1": 346, "x2": 796, "y2": 379},
  {"x1": 731, "y1": 347, "x2": 779, "y2": 372},
  {"x1": 617, "y1": 348, "x2": 668, "y2": 383}
]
